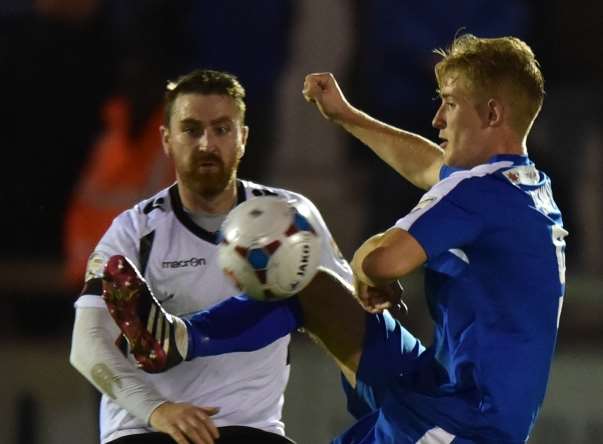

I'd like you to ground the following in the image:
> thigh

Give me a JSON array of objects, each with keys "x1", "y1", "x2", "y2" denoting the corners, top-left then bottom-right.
[
  {"x1": 297, "y1": 270, "x2": 367, "y2": 386},
  {"x1": 298, "y1": 271, "x2": 424, "y2": 388}
]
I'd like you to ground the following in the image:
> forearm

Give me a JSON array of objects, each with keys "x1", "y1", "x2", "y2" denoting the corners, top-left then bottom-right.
[
  {"x1": 361, "y1": 228, "x2": 427, "y2": 284},
  {"x1": 70, "y1": 306, "x2": 166, "y2": 424},
  {"x1": 350, "y1": 233, "x2": 383, "y2": 287},
  {"x1": 340, "y1": 107, "x2": 444, "y2": 190}
]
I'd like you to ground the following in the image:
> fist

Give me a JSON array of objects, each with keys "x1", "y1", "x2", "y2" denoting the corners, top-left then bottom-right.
[{"x1": 302, "y1": 72, "x2": 353, "y2": 122}]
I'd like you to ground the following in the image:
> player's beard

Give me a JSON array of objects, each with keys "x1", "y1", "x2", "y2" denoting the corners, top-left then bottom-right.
[{"x1": 181, "y1": 153, "x2": 240, "y2": 199}]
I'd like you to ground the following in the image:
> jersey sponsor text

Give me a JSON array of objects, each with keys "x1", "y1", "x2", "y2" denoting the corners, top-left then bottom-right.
[{"x1": 162, "y1": 257, "x2": 207, "y2": 269}]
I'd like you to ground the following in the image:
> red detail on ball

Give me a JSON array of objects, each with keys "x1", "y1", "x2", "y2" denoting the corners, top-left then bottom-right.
[
  {"x1": 285, "y1": 224, "x2": 298, "y2": 236},
  {"x1": 264, "y1": 239, "x2": 281, "y2": 254},
  {"x1": 255, "y1": 268, "x2": 267, "y2": 284},
  {"x1": 235, "y1": 245, "x2": 249, "y2": 257},
  {"x1": 224, "y1": 268, "x2": 243, "y2": 291}
]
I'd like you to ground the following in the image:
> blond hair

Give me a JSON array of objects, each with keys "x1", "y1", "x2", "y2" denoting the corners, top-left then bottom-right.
[{"x1": 434, "y1": 34, "x2": 544, "y2": 136}]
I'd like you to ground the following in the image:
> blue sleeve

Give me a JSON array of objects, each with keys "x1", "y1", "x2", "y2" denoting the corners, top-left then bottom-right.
[
  {"x1": 185, "y1": 295, "x2": 303, "y2": 359},
  {"x1": 410, "y1": 199, "x2": 482, "y2": 259},
  {"x1": 396, "y1": 180, "x2": 483, "y2": 259}
]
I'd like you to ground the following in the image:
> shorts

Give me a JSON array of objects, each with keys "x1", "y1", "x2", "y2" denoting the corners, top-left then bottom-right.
[
  {"x1": 332, "y1": 312, "x2": 476, "y2": 444},
  {"x1": 108, "y1": 427, "x2": 296, "y2": 444}
]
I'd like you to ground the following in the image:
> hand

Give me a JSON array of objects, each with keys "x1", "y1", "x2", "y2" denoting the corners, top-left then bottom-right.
[
  {"x1": 354, "y1": 278, "x2": 407, "y2": 314},
  {"x1": 149, "y1": 401, "x2": 220, "y2": 444},
  {"x1": 302, "y1": 72, "x2": 354, "y2": 123}
]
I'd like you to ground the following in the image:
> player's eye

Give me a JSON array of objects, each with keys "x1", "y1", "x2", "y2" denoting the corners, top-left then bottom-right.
[
  {"x1": 183, "y1": 127, "x2": 201, "y2": 136},
  {"x1": 214, "y1": 125, "x2": 231, "y2": 135}
]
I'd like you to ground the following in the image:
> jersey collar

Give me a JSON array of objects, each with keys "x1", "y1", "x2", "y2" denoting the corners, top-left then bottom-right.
[
  {"x1": 169, "y1": 180, "x2": 247, "y2": 244},
  {"x1": 441, "y1": 154, "x2": 532, "y2": 180},
  {"x1": 487, "y1": 154, "x2": 532, "y2": 166}
]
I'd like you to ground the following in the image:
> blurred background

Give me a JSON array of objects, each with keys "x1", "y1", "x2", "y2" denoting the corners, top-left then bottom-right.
[{"x1": 0, "y1": 0, "x2": 601, "y2": 443}]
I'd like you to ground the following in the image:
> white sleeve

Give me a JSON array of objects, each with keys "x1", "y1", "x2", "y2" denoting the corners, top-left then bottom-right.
[
  {"x1": 69, "y1": 208, "x2": 165, "y2": 424},
  {"x1": 69, "y1": 304, "x2": 167, "y2": 424},
  {"x1": 94, "y1": 209, "x2": 144, "y2": 273},
  {"x1": 291, "y1": 193, "x2": 354, "y2": 292}
]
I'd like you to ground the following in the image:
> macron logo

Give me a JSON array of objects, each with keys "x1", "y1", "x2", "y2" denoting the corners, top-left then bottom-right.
[{"x1": 162, "y1": 257, "x2": 207, "y2": 269}]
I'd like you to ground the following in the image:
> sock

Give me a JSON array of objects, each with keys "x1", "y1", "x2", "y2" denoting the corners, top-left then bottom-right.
[{"x1": 184, "y1": 294, "x2": 303, "y2": 359}]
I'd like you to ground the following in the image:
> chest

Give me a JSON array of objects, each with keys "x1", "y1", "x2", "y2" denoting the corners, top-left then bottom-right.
[{"x1": 142, "y1": 223, "x2": 239, "y2": 316}]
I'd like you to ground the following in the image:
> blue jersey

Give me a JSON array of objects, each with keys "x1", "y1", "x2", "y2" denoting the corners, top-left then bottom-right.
[{"x1": 390, "y1": 154, "x2": 567, "y2": 442}]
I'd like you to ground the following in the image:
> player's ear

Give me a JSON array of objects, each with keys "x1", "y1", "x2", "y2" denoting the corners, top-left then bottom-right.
[
  {"x1": 160, "y1": 125, "x2": 172, "y2": 157},
  {"x1": 487, "y1": 98, "x2": 504, "y2": 127},
  {"x1": 239, "y1": 125, "x2": 249, "y2": 159}
]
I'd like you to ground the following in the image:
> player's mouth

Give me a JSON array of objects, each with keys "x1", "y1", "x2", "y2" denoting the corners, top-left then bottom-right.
[
  {"x1": 199, "y1": 161, "x2": 219, "y2": 168},
  {"x1": 196, "y1": 156, "x2": 223, "y2": 169},
  {"x1": 438, "y1": 133, "x2": 448, "y2": 150}
]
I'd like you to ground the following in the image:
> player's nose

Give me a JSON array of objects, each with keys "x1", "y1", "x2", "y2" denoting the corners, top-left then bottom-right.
[
  {"x1": 198, "y1": 130, "x2": 214, "y2": 151},
  {"x1": 432, "y1": 106, "x2": 446, "y2": 129}
]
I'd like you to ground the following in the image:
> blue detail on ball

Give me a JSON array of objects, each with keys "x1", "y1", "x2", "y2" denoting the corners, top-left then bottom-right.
[
  {"x1": 247, "y1": 248, "x2": 270, "y2": 269},
  {"x1": 293, "y1": 211, "x2": 313, "y2": 232}
]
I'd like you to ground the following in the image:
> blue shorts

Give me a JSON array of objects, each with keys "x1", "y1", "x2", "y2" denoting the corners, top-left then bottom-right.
[{"x1": 332, "y1": 312, "x2": 476, "y2": 444}]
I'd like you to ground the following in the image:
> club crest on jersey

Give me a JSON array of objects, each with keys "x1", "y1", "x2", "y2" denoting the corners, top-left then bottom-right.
[
  {"x1": 505, "y1": 171, "x2": 520, "y2": 183},
  {"x1": 503, "y1": 165, "x2": 540, "y2": 187},
  {"x1": 85, "y1": 251, "x2": 109, "y2": 281}
]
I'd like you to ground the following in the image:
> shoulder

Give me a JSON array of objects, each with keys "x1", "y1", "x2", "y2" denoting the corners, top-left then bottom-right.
[
  {"x1": 436, "y1": 160, "x2": 515, "y2": 191},
  {"x1": 117, "y1": 187, "x2": 174, "y2": 233},
  {"x1": 241, "y1": 180, "x2": 318, "y2": 208},
  {"x1": 88, "y1": 187, "x2": 174, "y2": 281},
  {"x1": 428, "y1": 160, "x2": 516, "y2": 206},
  {"x1": 241, "y1": 179, "x2": 327, "y2": 229},
  {"x1": 98, "y1": 187, "x2": 173, "y2": 253}
]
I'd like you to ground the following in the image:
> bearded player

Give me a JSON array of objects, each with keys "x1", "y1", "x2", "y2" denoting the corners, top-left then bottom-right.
[{"x1": 69, "y1": 69, "x2": 354, "y2": 444}]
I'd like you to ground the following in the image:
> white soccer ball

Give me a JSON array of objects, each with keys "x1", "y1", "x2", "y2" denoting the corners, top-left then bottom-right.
[{"x1": 218, "y1": 196, "x2": 322, "y2": 301}]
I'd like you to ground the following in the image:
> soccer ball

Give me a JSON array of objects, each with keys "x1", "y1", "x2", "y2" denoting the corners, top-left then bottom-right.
[{"x1": 218, "y1": 196, "x2": 322, "y2": 301}]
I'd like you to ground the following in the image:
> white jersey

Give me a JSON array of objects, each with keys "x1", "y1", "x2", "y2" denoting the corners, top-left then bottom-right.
[{"x1": 73, "y1": 180, "x2": 352, "y2": 443}]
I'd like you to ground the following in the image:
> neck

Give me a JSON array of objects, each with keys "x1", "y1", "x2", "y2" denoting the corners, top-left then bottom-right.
[
  {"x1": 488, "y1": 129, "x2": 528, "y2": 158},
  {"x1": 493, "y1": 142, "x2": 527, "y2": 157},
  {"x1": 178, "y1": 180, "x2": 238, "y2": 214}
]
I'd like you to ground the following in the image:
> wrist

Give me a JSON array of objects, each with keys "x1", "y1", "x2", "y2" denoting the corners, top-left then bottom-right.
[
  {"x1": 338, "y1": 105, "x2": 364, "y2": 128},
  {"x1": 148, "y1": 400, "x2": 170, "y2": 426}
]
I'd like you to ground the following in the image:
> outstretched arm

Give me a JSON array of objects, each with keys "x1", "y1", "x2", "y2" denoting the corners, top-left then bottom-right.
[
  {"x1": 303, "y1": 72, "x2": 444, "y2": 190},
  {"x1": 70, "y1": 304, "x2": 220, "y2": 444}
]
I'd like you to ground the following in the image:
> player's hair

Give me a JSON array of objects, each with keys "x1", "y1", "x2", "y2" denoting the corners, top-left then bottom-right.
[
  {"x1": 163, "y1": 69, "x2": 246, "y2": 125},
  {"x1": 434, "y1": 34, "x2": 545, "y2": 136}
]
